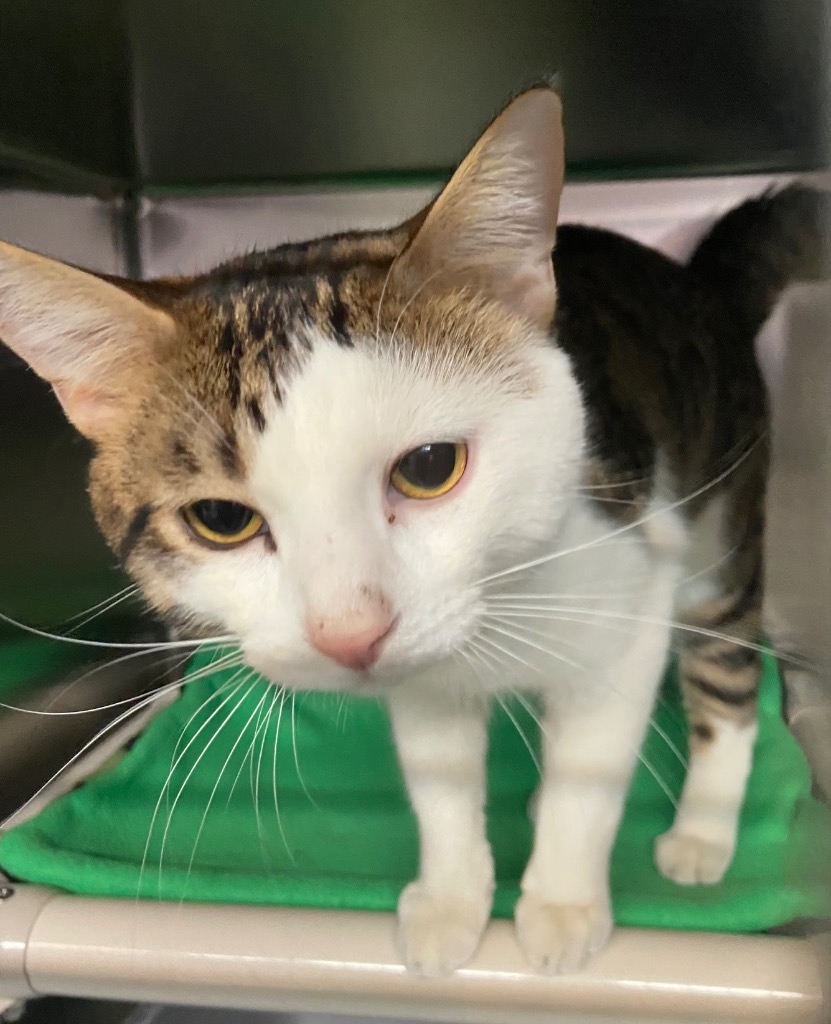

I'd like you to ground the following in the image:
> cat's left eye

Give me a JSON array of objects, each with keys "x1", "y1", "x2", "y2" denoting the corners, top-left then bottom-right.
[
  {"x1": 391, "y1": 442, "x2": 468, "y2": 500},
  {"x1": 182, "y1": 500, "x2": 266, "y2": 547}
]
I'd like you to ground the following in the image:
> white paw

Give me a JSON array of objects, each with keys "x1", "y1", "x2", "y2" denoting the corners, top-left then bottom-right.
[
  {"x1": 396, "y1": 882, "x2": 491, "y2": 978},
  {"x1": 655, "y1": 828, "x2": 734, "y2": 885},
  {"x1": 514, "y1": 893, "x2": 613, "y2": 974}
]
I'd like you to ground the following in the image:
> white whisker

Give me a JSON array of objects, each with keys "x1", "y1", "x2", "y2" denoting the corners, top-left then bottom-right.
[
  {"x1": 497, "y1": 693, "x2": 542, "y2": 775},
  {"x1": 478, "y1": 603, "x2": 782, "y2": 661},
  {"x1": 473, "y1": 629, "x2": 540, "y2": 675},
  {"x1": 290, "y1": 691, "x2": 318, "y2": 809},
  {"x1": 66, "y1": 586, "x2": 142, "y2": 634},
  {"x1": 647, "y1": 717, "x2": 688, "y2": 771},
  {"x1": 181, "y1": 675, "x2": 270, "y2": 899},
  {"x1": 635, "y1": 750, "x2": 679, "y2": 809},
  {"x1": 0, "y1": 609, "x2": 232, "y2": 651},
  {"x1": 157, "y1": 676, "x2": 255, "y2": 895},
  {"x1": 480, "y1": 620, "x2": 587, "y2": 673},
  {"x1": 62, "y1": 584, "x2": 139, "y2": 626},
  {"x1": 252, "y1": 685, "x2": 283, "y2": 854},
  {"x1": 142, "y1": 672, "x2": 250, "y2": 897},
  {"x1": 476, "y1": 438, "x2": 761, "y2": 587},
  {"x1": 1, "y1": 684, "x2": 177, "y2": 830},
  {"x1": 271, "y1": 687, "x2": 295, "y2": 860},
  {"x1": 485, "y1": 613, "x2": 590, "y2": 654}
]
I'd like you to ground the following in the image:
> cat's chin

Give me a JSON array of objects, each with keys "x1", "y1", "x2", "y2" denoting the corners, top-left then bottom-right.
[{"x1": 252, "y1": 662, "x2": 410, "y2": 697}]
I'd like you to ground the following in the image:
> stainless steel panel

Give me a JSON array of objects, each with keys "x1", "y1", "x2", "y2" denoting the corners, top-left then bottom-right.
[
  {"x1": 0, "y1": 193, "x2": 132, "y2": 627},
  {"x1": 127, "y1": 0, "x2": 829, "y2": 186},
  {"x1": 0, "y1": 192, "x2": 126, "y2": 272}
]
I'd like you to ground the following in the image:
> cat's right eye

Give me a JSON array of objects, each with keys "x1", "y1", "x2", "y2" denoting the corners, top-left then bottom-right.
[{"x1": 182, "y1": 500, "x2": 266, "y2": 548}]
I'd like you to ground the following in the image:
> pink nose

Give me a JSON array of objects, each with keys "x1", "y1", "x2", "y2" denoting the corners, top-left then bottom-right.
[{"x1": 307, "y1": 613, "x2": 396, "y2": 672}]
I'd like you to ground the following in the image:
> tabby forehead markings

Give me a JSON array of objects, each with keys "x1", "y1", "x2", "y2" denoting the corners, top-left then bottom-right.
[
  {"x1": 217, "y1": 432, "x2": 242, "y2": 478},
  {"x1": 325, "y1": 272, "x2": 353, "y2": 346},
  {"x1": 246, "y1": 396, "x2": 267, "y2": 433},
  {"x1": 170, "y1": 436, "x2": 200, "y2": 475}
]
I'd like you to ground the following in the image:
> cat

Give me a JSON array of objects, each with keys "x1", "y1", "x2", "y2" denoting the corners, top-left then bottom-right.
[{"x1": 0, "y1": 86, "x2": 827, "y2": 978}]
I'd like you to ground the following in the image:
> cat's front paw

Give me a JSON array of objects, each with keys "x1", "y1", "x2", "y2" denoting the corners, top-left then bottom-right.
[
  {"x1": 396, "y1": 882, "x2": 491, "y2": 978},
  {"x1": 655, "y1": 828, "x2": 733, "y2": 885},
  {"x1": 514, "y1": 893, "x2": 612, "y2": 974}
]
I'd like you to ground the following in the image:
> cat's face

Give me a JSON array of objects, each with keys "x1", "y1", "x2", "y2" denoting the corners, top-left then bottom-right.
[{"x1": 0, "y1": 87, "x2": 581, "y2": 692}]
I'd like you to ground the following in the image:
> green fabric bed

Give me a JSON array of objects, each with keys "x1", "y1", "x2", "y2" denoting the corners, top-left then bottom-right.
[{"x1": 1, "y1": 642, "x2": 829, "y2": 932}]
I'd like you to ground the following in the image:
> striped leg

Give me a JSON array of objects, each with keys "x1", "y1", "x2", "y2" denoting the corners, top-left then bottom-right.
[{"x1": 655, "y1": 596, "x2": 761, "y2": 885}]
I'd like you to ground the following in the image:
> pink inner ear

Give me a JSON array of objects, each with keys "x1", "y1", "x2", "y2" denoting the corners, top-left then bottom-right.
[
  {"x1": 507, "y1": 259, "x2": 557, "y2": 328},
  {"x1": 53, "y1": 381, "x2": 121, "y2": 439}
]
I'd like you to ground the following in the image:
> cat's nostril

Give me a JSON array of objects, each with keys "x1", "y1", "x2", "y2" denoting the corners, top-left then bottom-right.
[{"x1": 307, "y1": 613, "x2": 397, "y2": 672}]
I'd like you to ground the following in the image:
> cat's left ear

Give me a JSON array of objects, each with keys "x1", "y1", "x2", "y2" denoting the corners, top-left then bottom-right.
[
  {"x1": 393, "y1": 86, "x2": 565, "y2": 327},
  {"x1": 0, "y1": 241, "x2": 175, "y2": 439}
]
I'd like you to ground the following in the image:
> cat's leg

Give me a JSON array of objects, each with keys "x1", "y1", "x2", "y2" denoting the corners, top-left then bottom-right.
[
  {"x1": 387, "y1": 686, "x2": 493, "y2": 978},
  {"x1": 655, "y1": 593, "x2": 761, "y2": 885},
  {"x1": 516, "y1": 572, "x2": 676, "y2": 973}
]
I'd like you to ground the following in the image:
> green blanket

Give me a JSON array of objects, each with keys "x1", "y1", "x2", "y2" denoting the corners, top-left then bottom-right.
[{"x1": 1, "y1": 642, "x2": 829, "y2": 931}]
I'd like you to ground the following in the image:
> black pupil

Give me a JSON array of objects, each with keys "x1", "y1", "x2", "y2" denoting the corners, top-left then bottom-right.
[
  {"x1": 398, "y1": 443, "x2": 457, "y2": 488},
  {"x1": 193, "y1": 500, "x2": 253, "y2": 536}
]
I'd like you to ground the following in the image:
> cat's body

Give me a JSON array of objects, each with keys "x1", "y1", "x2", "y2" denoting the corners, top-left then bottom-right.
[{"x1": 0, "y1": 88, "x2": 827, "y2": 976}]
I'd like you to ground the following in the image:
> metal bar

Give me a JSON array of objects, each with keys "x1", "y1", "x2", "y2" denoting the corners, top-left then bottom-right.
[{"x1": 0, "y1": 889, "x2": 821, "y2": 1023}]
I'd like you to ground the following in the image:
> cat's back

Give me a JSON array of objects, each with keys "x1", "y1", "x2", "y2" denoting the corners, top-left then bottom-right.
[
  {"x1": 552, "y1": 222, "x2": 714, "y2": 367},
  {"x1": 550, "y1": 221, "x2": 748, "y2": 500}
]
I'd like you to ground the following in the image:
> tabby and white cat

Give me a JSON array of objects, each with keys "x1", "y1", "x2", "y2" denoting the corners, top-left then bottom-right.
[{"x1": 0, "y1": 87, "x2": 826, "y2": 977}]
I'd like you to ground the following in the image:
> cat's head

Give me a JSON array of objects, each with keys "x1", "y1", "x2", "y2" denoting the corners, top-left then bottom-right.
[{"x1": 0, "y1": 87, "x2": 584, "y2": 692}]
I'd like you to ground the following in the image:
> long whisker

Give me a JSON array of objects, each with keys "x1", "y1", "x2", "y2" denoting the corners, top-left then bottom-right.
[
  {"x1": 496, "y1": 692, "x2": 542, "y2": 775},
  {"x1": 634, "y1": 749, "x2": 679, "y2": 808},
  {"x1": 476, "y1": 438, "x2": 761, "y2": 587},
  {"x1": 61, "y1": 584, "x2": 139, "y2": 625},
  {"x1": 271, "y1": 687, "x2": 295, "y2": 859},
  {"x1": 458, "y1": 642, "x2": 542, "y2": 777},
  {"x1": 1, "y1": 683, "x2": 178, "y2": 830},
  {"x1": 473, "y1": 629, "x2": 540, "y2": 675},
  {"x1": 167, "y1": 676, "x2": 241, "y2": 813},
  {"x1": 465, "y1": 635, "x2": 512, "y2": 679},
  {"x1": 485, "y1": 609, "x2": 688, "y2": 758},
  {"x1": 576, "y1": 475, "x2": 653, "y2": 491},
  {"x1": 167, "y1": 653, "x2": 245, "y2": 770},
  {"x1": 143, "y1": 671, "x2": 250, "y2": 897},
  {"x1": 483, "y1": 613, "x2": 594, "y2": 655},
  {"x1": 0, "y1": 609, "x2": 232, "y2": 651},
  {"x1": 480, "y1": 603, "x2": 789, "y2": 663},
  {"x1": 480, "y1": 539, "x2": 643, "y2": 592},
  {"x1": 0, "y1": 644, "x2": 233, "y2": 719},
  {"x1": 223, "y1": 680, "x2": 270, "y2": 811},
  {"x1": 252, "y1": 685, "x2": 283, "y2": 856},
  {"x1": 181, "y1": 675, "x2": 270, "y2": 900},
  {"x1": 290, "y1": 691, "x2": 318, "y2": 809},
  {"x1": 66, "y1": 586, "x2": 142, "y2": 635},
  {"x1": 472, "y1": 625, "x2": 682, "y2": 809},
  {"x1": 157, "y1": 676, "x2": 255, "y2": 896},
  {"x1": 480, "y1": 620, "x2": 587, "y2": 673},
  {"x1": 646, "y1": 717, "x2": 688, "y2": 771},
  {"x1": 489, "y1": 586, "x2": 649, "y2": 603}
]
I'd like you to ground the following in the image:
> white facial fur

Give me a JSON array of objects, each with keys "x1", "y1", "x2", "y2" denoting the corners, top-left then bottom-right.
[{"x1": 178, "y1": 327, "x2": 585, "y2": 691}]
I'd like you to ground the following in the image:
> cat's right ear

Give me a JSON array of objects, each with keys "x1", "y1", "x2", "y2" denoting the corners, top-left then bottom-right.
[
  {"x1": 0, "y1": 242, "x2": 175, "y2": 440},
  {"x1": 392, "y1": 86, "x2": 565, "y2": 328}
]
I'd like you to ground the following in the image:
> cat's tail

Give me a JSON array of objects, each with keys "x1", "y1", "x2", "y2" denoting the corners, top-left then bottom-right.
[{"x1": 688, "y1": 182, "x2": 830, "y2": 337}]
